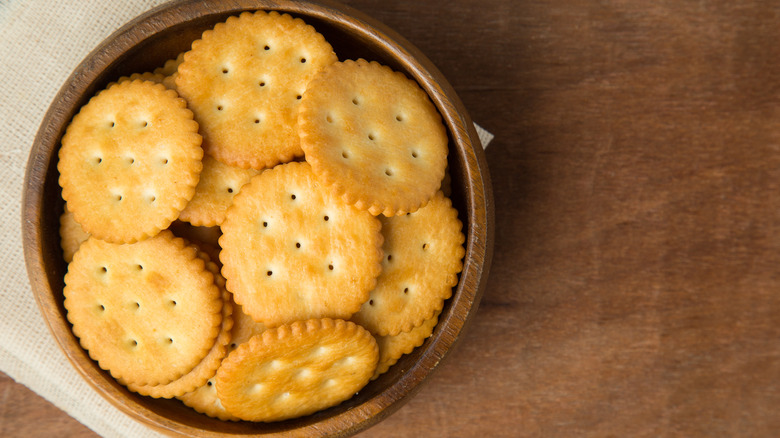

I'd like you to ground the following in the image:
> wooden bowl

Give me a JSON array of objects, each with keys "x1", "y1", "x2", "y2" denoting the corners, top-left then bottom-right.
[{"x1": 21, "y1": 0, "x2": 493, "y2": 436}]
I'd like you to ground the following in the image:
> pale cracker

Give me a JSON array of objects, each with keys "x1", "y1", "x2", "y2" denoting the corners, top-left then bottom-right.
[
  {"x1": 63, "y1": 231, "x2": 223, "y2": 386},
  {"x1": 215, "y1": 318, "x2": 378, "y2": 422},
  {"x1": 299, "y1": 58, "x2": 448, "y2": 216},
  {"x1": 178, "y1": 154, "x2": 261, "y2": 226},
  {"x1": 58, "y1": 79, "x2": 203, "y2": 243},
  {"x1": 351, "y1": 191, "x2": 465, "y2": 336},
  {"x1": 220, "y1": 161, "x2": 383, "y2": 328},
  {"x1": 126, "y1": 249, "x2": 233, "y2": 398},
  {"x1": 60, "y1": 203, "x2": 90, "y2": 263},
  {"x1": 371, "y1": 311, "x2": 440, "y2": 380},
  {"x1": 176, "y1": 10, "x2": 338, "y2": 169}
]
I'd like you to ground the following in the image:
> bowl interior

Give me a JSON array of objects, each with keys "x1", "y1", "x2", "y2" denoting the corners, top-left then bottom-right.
[{"x1": 24, "y1": 0, "x2": 490, "y2": 436}]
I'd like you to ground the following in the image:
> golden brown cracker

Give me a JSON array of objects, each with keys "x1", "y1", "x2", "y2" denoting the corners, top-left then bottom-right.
[
  {"x1": 63, "y1": 231, "x2": 223, "y2": 386},
  {"x1": 229, "y1": 303, "x2": 267, "y2": 351},
  {"x1": 351, "y1": 191, "x2": 464, "y2": 336},
  {"x1": 215, "y1": 319, "x2": 378, "y2": 422},
  {"x1": 176, "y1": 10, "x2": 338, "y2": 169},
  {"x1": 371, "y1": 311, "x2": 440, "y2": 380},
  {"x1": 115, "y1": 72, "x2": 166, "y2": 85},
  {"x1": 299, "y1": 59, "x2": 448, "y2": 216},
  {"x1": 178, "y1": 154, "x2": 261, "y2": 226},
  {"x1": 60, "y1": 203, "x2": 90, "y2": 263},
  {"x1": 154, "y1": 52, "x2": 185, "y2": 77},
  {"x1": 219, "y1": 162, "x2": 383, "y2": 328},
  {"x1": 177, "y1": 376, "x2": 241, "y2": 422},
  {"x1": 58, "y1": 79, "x2": 203, "y2": 243},
  {"x1": 126, "y1": 249, "x2": 233, "y2": 398},
  {"x1": 176, "y1": 300, "x2": 262, "y2": 420},
  {"x1": 168, "y1": 220, "x2": 222, "y2": 249}
]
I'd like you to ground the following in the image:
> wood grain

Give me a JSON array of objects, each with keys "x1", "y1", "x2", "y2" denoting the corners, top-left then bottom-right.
[{"x1": 7, "y1": 0, "x2": 780, "y2": 437}]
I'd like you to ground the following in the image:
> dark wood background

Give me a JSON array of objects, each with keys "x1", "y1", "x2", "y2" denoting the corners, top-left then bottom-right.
[{"x1": 4, "y1": 0, "x2": 780, "y2": 436}]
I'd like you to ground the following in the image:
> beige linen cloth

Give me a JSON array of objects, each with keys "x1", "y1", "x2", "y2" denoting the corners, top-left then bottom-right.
[{"x1": 0, "y1": 1, "x2": 493, "y2": 436}]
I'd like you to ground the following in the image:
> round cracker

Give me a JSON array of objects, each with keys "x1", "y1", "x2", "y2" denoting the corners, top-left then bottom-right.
[
  {"x1": 177, "y1": 376, "x2": 241, "y2": 422},
  {"x1": 229, "y1": 303, "x2": 268, "y2": 351},
  {"x1": 175, "y1": 10, "x2": 338, "y2": 169},
  {"x1": 371, "y1": 311, "x2": 440, "y2": 380},
  {"x1": 154, "y1": 51, "x2": 185, "y2": 77},
  {"x1": 60, "y1": 203, "x2": 90, "y2": 263},
  {"x1": 58, "y1": 79, "x2": 203, "y2": 243},
  {"x1": 126, "y1": 249, "x2": 233, "y2": 398},
  {"x1": 215, "y1": 319, "x2": 378, "y2": 422},
  {"x1": 63, "y1": 231, "x2": 223, "y2": 386},
  {"x1": 178, "y1": 154, "x2": 261, "y2": 226},
  {"x1": 299, "y1": 59, "x2": 448, "y2": 216},
  {"x1": 219, "y1": 161, "x2": 383, "y2": 328},
  {"x1": 177, "y1": 301, "x2": 263, "y2": 421},
  {"x1": 350, "y1": 191, "x2": 465, "y2": 336}
]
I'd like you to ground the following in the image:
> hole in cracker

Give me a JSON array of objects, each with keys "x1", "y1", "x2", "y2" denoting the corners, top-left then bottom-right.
[
  {"x1": 328, "y1": 264, "x2": 334, "y2": 271},
  {"x1": 141, "y1": 121, "x2": 148, "y2": 128},
  {"x1": 161, "y1": 157, "x2": 169, "y2": 165},
  {"x1": 264, "y1": 45, "x2": 270, "y2": 51},
  {"x1": 396, "y1": 114, "x2": 404, "y2": 122},
  {"x1": 385, "y1": 169, "x2": 393, "y2": 177},
  {"x1": 98, "y1": 304, "x2": 105, "y2": 312},
  {"x1": 217, "y1": 105, "x2": 224, "y2": 111},
  {"x1": 115, "y1": 194, "x2": 123, "y2": 201},
  {"x1": 404, "y1": 287, "x2": 409, "y2": 294},
  {"x1": 267, "y1": 270, "x2": 273, "y2": 276},
  {"x1": 227, "y1": 187, "x2": 234, "y2": 193},
  {"x1": 133, "y1": 302, "x2": 140, "y2": 309},
  {"x1": 170, "y1": 300, "x2": 177, "y2": 307},
  {"x1": 254, "y1": 118, "x2": 260, "y2": 124},
  {"x1": 207, "y1": 380, "x2": 213, "y2": 386},
  {"x1": 94, "y1": 157, "x2": 103, "y2": 164},
  {"x1": 136, "y1": 264, "x2": 143, "y2": 271},
  {"x1": 99, "y1": 266, "x2": 108, "y2": 274},
  {"x1": 262, "y1": 221, "x2": 268, "y2": 228},
  {"x1": 369, "y1": 299, "x2": 374, "y2": 306},
  {"x1": 109, "y1": 121, "x2": 115, "y2": 128},
  {"x1": 352, "y1": 97, "x2": 360, "y2": 105},
  {"x1": 130, "y1": 339, "x2": 138, "y2": 347},
  {"x1": 291, "y1": 194, "x2": 297, "y2": 200},
  {"x1": 300, "y1": 57, "x2": 307, "y2": 63},
  {"x1": 368, "y1": 133, "x2": 375, "y2": 141},
  {"x1": 222, "y1": 67, "x2": 229, "y2": 74},
  {"x1": 296, "y1": 95, "x2": 302, "y2": 100},
  {"x1": 387, "y1": 254, "x2": 392, "y2": 262},
  {"x1": 326, "y1": 115, "x2": 334, "y2": 123},
  {"x1": 259, "y1": 81, "x2": 266, "y2": 87},
  {"x1": 295, "y1": 242, "x2": 301, "y2": 249},
  {"x1": 411, "y1": 150, "x2": 419, "y2": 158},
  {"x1": 422, "y1": 243, "x2": 429, "y2": 250},
  {"x1": 323, "y1": 215, "x2": 329, "y2": 221},
  {"x1": 127, "y1": 157, "x2": 135, "y2": 165},
  {"x1": 166, "y1": 337, "x2": 174, "y2": 344},
  {"x1": 230, "y1": 343, "x2": 237, "y2": 350},
  {"x1": 341, "y1": 151, "x2": 349, "y2": 159}
]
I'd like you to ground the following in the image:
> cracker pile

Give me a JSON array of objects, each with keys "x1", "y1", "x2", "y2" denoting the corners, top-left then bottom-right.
[{"x1": 58, "y1": 10, "x2": 464, "y2": 423}]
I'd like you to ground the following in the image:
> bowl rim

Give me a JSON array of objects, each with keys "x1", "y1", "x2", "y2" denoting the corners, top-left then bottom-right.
[{"x1": 21, "y1": 0, "x2": 494, "y2": 436}]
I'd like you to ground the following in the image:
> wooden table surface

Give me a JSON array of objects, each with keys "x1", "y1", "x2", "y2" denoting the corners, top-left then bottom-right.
[{"x1": 4, "y1": 0, "x2": 780, "y2": 436}]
